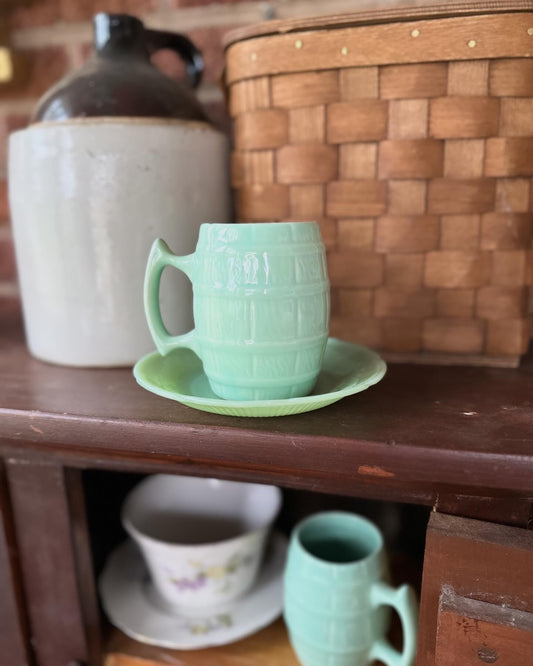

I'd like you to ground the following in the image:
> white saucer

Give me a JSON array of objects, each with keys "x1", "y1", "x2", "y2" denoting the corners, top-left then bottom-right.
[{"x1": 99, "y1": 531, "x2": 288, "y2": 650}]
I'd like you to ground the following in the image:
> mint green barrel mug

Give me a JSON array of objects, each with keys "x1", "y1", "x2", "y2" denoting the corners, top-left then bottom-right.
[
  {"x1": 284, "y1": 512, "x2": 418, "y2": 666},
  {"x1": 144, "y1": 222, "x2": 330, "y2": 401}
]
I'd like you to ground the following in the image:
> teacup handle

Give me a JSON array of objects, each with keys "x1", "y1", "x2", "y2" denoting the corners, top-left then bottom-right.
[
  {"x1": 369, "y1": 582, "x2": 418, "y2": 666},
  {"x1": 144, "y1": 238, "x2": 198, "y2": 356}
]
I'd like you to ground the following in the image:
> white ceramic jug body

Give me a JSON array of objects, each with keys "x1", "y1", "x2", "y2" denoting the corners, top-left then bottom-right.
[{"x1": 9, "y1": 118, "x2": 231, "y2": 366}]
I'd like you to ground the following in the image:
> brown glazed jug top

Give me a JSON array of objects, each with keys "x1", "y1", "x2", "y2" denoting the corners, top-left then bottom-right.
[{"x1": 32, "y1": 13, "x2": 209, "y2": 123}]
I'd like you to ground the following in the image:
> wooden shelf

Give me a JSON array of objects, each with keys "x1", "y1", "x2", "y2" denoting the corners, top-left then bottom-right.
[
  {"x1": 1, "y1": 315, "x2": 532, "y2": 514},
  {"x1": 104, "y1": 619, "x2": 298, "y2": 666}
]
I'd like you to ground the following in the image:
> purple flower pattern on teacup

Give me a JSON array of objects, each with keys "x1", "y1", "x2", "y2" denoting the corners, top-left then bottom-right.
[{"x1": 168, "y1": 549, "x2": 255, "y2": 594}]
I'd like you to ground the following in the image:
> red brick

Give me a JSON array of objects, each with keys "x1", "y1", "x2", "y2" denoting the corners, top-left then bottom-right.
[
  {"x1": 423, "y1": 319, "x2": 484, "y2": 353},
  {"x1": 374, "y1": 288, "x2": 435, "y2": 318},
  {"x1": 0, "y1": 181, "x2": 9, "y2": 223},
  {"x1": 0, "y1": 238, "x2": 16, "y2": 281},
  {"x1": 203, "y1": 101, "x2": 230, "y2": 135},
  {"x1": 6, "y1": 114, "x2": 30, "y2": 134},
  {"x1": 151, "y1": 49, "x2": 186, "y2": 83},
  {"x1": 0, "y1": 295, "x2": 21, "y2": 317},
  {"x1": 65, "y1": 43, "x2": 94, "y2": 71},
  {"x1": 60, "y1": 0, "x2": 157, "y2": 22},
  {"x1": 186, "y1": 27, "x2": 234, "y2": 85},
  {"x1": 0, "y1": 47, "x2": 68, "y2": 101},
  {"x1": 382, "y1": 318, "x2": 422, "y2": 352},
  {"x1": 8, "y1": 0, "x2": 59, "y2": 28},
  {"x1": 527, "y1": 250, "x2": 533, "y2": 286},
  {"x1": 328, "y1": 252, "x2": 384, "y2": 287},
  {"x1": 124, "y1": 27, "x2": 229, "y2": 85},
  {"x1": 0, "y1": 119, "x2": 6, "y2": 176},
  {"x1": 375, "y1": 216, "x2": 439, "y2": 253}
]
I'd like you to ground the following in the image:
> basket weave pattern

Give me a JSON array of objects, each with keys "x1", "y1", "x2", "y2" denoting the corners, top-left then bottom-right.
[{"x1": 229, "y1": 50, "x2": 533, "y2": 364}]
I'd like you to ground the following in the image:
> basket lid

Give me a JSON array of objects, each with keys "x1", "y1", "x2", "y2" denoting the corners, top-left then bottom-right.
[{"x1": 224, "y1": 0, "x2": 533, "y2": 47}]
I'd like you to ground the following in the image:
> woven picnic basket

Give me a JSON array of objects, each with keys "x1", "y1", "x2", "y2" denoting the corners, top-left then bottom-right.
[{"x1": 224, "y1": 1, "x2": 533, "y2": 367}]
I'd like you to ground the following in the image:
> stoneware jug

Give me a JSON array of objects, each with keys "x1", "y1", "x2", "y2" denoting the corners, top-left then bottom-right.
[
  {"x1": 284, "y1": 512, "x2": 418, "y2": 666},
  {"x1": 9, "y1": 13, "x2": 230, "y2": 366}
]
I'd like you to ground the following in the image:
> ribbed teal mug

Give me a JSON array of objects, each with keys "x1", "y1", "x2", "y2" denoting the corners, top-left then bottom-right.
[
  {"x1": 284, "y1": 512, "x2": 418, "y2": 666},
  {"x1": 144, "y1": 222, "x2": 330, "y2": 401}
]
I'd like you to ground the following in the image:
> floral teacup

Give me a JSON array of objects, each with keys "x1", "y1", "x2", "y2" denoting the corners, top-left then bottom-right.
[{"x1": 121, "y1": 474, "x2": 282, "y2": 610}]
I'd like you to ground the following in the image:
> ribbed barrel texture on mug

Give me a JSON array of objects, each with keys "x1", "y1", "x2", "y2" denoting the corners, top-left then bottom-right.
[
  {"x1": 284, "y1": 537, "x2": 389, "y2": 665},
  {"x1": 193, "y1": 223, "x2": 329, "y2": 400}
]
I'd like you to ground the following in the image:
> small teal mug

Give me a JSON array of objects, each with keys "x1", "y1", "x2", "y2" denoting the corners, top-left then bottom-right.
[
  {"x1": 284, "y1": 512, "x2": 418, "y2": 666},
  {"x1": 144, "y1": 222, "x2": 330, "y2": 401}
]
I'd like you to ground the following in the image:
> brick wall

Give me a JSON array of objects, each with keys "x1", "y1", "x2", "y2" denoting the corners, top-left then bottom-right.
[{"x1": 0, "y1": 0, "x2": 422, "y2": 315}]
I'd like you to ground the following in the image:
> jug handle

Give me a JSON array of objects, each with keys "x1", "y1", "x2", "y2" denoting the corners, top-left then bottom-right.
[{"x1": 145, "y1": 30, "x2": 203, "y2": 89}]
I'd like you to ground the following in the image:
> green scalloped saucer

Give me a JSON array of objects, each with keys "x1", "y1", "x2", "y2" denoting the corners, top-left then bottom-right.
[{"x1": 133, "y1": 338, "x2": 386, "y2": 417}]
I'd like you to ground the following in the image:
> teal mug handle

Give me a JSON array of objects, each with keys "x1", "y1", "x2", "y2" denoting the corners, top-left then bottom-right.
[
  {"x1": 369, "y1": 582, "x2": 418, "y2": 666},
  {"x1": 144, "y1": 238, "x2": 198, "y2": 356}
]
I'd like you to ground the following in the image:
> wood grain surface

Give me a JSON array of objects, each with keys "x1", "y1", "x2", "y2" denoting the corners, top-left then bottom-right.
[
  {"x1": 0, "y1": 316, "x2": 532, "y2": 513},
  {"x1": 104, "y1": 619, "x2": 298, "y2": 666}
]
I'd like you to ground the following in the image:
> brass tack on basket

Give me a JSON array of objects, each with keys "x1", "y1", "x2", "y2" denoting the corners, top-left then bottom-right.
[
  {"x1": 411, "y1": 29, "x2": 420, "y2": 38},
  {"x1": 341, "y1": 46, "x2": 348, "y2": 55},
  {"x1": 528, "y1": 27, "x2": 533, "y2": 35},
  {"x1": 251, "y1": 52, "x2": 258, "y2": 61},
  {"x1": 468, "y1": 39, "x2": 477, "y2": 48},
  {"x1": 295, "y1": 39, "x2": 303, "y2": 49}
]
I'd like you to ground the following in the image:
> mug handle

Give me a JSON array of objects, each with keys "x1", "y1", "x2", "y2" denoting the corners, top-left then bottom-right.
[
  {"x1": 144, "y1": 239, "x2": 198, "y2": 357},
  {"x1": 369, "y1": 582, "x2": 419, "y2": 666}
]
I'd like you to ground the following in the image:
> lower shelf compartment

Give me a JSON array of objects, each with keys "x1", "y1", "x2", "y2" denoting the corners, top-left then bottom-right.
[{"x1": 104, "y1": 618, "x2": 298, "y2": 666}]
